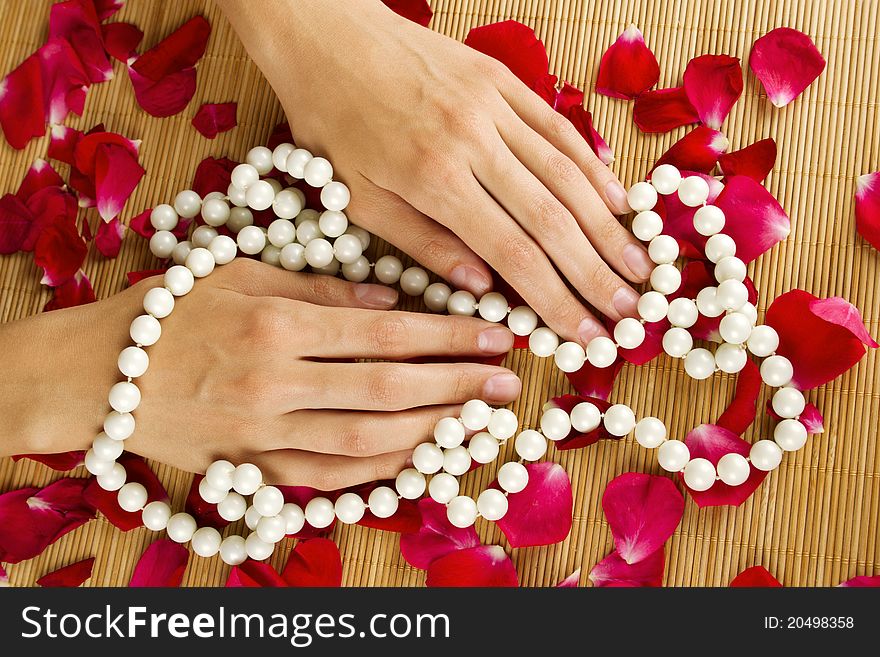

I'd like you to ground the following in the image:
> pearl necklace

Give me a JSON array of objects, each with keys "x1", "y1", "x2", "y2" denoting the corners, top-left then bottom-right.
[{"x1": 83, "y1": 143, "x2": 816, "y2": 563}]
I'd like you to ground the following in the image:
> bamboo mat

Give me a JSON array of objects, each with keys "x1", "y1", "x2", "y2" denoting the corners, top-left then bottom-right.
[{"x1": 1, "y1": 0, "x2": 878, "y2": 587}]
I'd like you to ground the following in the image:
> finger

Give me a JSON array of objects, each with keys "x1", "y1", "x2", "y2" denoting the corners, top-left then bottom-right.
[
  {"x1": 305, "y1": 307, "x2": 514, "y2": 359},
  {"x1": 297, "y1": 361, "x2": 521, "y2": 411},
  {"x1": 253, "y1": 447, "x2": 413, "y2": 489},
  {"x1": 348, "y1": 179, "x2": 494, "y2": 297},
  {"x1": 268, "y1": 405, "x2": 460, "y2": 456}
]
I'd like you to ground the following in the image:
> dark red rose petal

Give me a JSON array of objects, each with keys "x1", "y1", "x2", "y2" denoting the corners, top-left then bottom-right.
[
  {"x1": 92, "y1": 0, "x2": 123, "y2": 20},
  {"x1": 633, "y1": 87, "x2": 699, "y2": 133},
  {"x1": 129, "y1": 538, "x2": 188, "y2": 587},
  {"x1": 267, "y1": 121, "x2": 293, "y2": 150},
  {"x1": 192, "y1": 156, "x2": 239, "y2": 197},
  {"x1": 12, "y1": 451, "x2": 85, "y2": 470},
  {"x1": 84, "y1": 453, "x2": 169, "y2": 531},
  {"x1": 0, "y1": 193, "x2": 33, "y2": 254},
  {"x1": 131, "y1": 16, "x2": 211, "y2": 81},
  {"x1": 565, "y1": 358, "x2": 624, "y2": 400},
  {"x1": 33, "y1": 203, "x2": 88, "y2": 286},
  {"x1": 227, "y1": 560, "x2": 287, "y2": 587},
  {"x1": 596, "y1": 24, "x2": 659, "y2": 99},
  {"x1": 381, "y1": 0, "x2": 433, "y2": 26},
  {"x1": 277, "y1": 486, "x2": 336, "y2": 538},
  {"x1": 185, "y1": 475, "x2": 229, "y2": 530},
  {"x1": 24, "y1": 185, "x2": 78, "y2": 251},
  {"x1": 730, "y1": 565, "x2": 782, "y2": 587},
  {"x1": 0, "y1": 53, "x2": 45, "y2": 149},
  {"x1": 715, "y1": 359, "x2": 761, "y2": 435},
  {"x1": 552, "y1": 394, "x2": 615, "y2": 450},
  {"x1": 101, "y1": 22, "x2": 144, "y2": 62},
  {"x1": 426, "y1": 545, "x2": 518, "y2": 587},
  {"x1": 191, "y1": 101, "x2": 237, "y2": 139},
  {"x1": 682, "y1": 424, "x2": 767, "y2": 507},
  {"x1": 17, "y1": 159, "x2": 65, "y2": 203},
  {"x1": 855, "y1": 172, "x2": 880, "y2": 252},
  {"x1": 654, "y1": 173, "x2": 724, "y2": 259},
  {"x1": 589, "y1": 548, "x2": 664, "y2": 587},
  {"x1": 750, "y1": 28, "x2": 825, "y2": 108},
  {"x1": 718, "y1": 138, "x2": 777, "y2": 182},
  {"x1": 714, "y1": 175, "x2": 790, "y2": 264},
  {"x1": 495, "y1": 462, "x2": 573, "y2": 548},
  {"x1": 37, "y1": 557, "x2": 95, "y2": 587},
  {"x1": 683, "y1": 54, "x2": 743, "y2": 130},
  {"x1": 128, "y1": 66, "x2": 197, "y2": 118},
  {"x1": 49, "y1": 0, "x2": 112, "y2": 84},
  {"x1": 44, "y1": 270, "x2": 96, "y2": 311},
  {"x1": 95, "y1": 216, "x2": 125, "y2": 257},
  {"x1": 282, "y1": 538, "x2": 343, "y2": 587},
  {"x1": 126, "y1": 269, "x2": 165, "y2": 285},
  {"x1": 653, "y1": 125, "x2": 729, "y2": 174},
  {"x1": 400, "y1": 498, "x2": 480, "y2": 570},
  {"x1": 347, "y1": 483, "x2": 421, "y2": 533}
]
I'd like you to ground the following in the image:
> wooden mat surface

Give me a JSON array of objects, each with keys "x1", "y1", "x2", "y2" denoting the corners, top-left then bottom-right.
[{"x1": 1, "y1": 0, "x2": 878, "y2": 587}]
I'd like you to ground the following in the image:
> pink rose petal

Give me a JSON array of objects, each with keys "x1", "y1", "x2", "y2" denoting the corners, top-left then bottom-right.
[
  {"x1": 282, "y1": 538, "x2": 343, "y2": 587},
  {"x1": 716, "y1": 359, "x2": 762, "y2": 435},
  {"x1": 495, "y1": 462, "x2": 573, "y2": 548},
  {"x1": 855, "y1": 172, "x2": 880, "y2": 251},
  {"x1": 718, "y1": 138, "x2": 777, "y2": 182},
  {"x1": 653, "y1": 125, "x2": 729, "y2": 174},
  {"x1": 556, "y1": 569, "x2": 581, "y2": 587},
  {"x1": 633, "y1": 87, "x2": 700, "y2": 133},
  {"x1": 37, "y1": 557, "x2": 95, "y2": 587},
  {"x1": 714, "y1": 175, "x2": 790, "y2": 264},
  {"x1": 44, "y1": 270, "x2": 96, "y2": 311},
  {"x1": 0, "y1": 193, "x2": 33, "y2": 254},
  {"x1": 192, "y1": 102, "x2": 237, "y2": 139},
  {"x1": 552, "y1": 394, "x2": 615, "y2": 450},
  {"x1": 95, "y1": 216, "x2": 125, "y2": 257},
  {"x1": 596, "y1": 24, "x2": 659, "y2": 99},
  {"x1": 765, "y1": 400, "x2": 825, "y2": 434},
  {"x1": 128, "y1": 66, "x2": 197, "y2": 117},
  {"x1": 400, "y1": 498, "x2": 480, "y2": 569},
  {"x1": 101, "y1": 22, "x2": 143, "y2": 62},
  {"x1": 0, "y1": 564, "x2": 7, "y2": 586},
  {"x1": 0, "y1": 53, "x2": 45, "y2": 148},
  {"x1": 129, "y1": 538, "x2": 188, "y2": 587},
  {"x1": 49, "y1": 0, "x2": 113, "y2": 84},
  {"x1": 94, "y1": 143, "x2": 145, "y2": 221},
  {"x1": 601, "y1": 472, "x2": 684, "y2": 564},
  {"x1": 185, "y1": 475, "x2": 230, "y2": 530},
  {"x1": 17, "y1": 159, "x2": 65, "y2": 203},
  {"x1": 589, "y1": 548, "x2": 664, "y2": 587},
  {"x1": 838, "y1": 575, "x2": 880, "y2": 587},
  {"x1": 39, "y1": 37, "x2": 90, "y2": 125},
  {"x1": 381, "y1": 0, "x2": 433, "y2": 26},
  {"x1": 426, "y1": 545, "x2": 518, "y2": 587},
  {"x1": 731, "y1": 565, "x2": 782, "y2": 587},
  {"x1": 84, "y1": 453, "x2": 169, "y2": 531},
  {"x1": 683, "y1": 54, "x2": 743, "y2": 129},
  {"x1": 11, "y1": 451, "x2": 86, "y2": 470},
  {"x1": 227, "y1": 560, "x2": 287, "y2": 587},
  {"x1": 750, "y1": 28, "x2": 825, "y2": 108},
  {"x1": 682, "y1": 424, "x2": 767, "y2": 507}
]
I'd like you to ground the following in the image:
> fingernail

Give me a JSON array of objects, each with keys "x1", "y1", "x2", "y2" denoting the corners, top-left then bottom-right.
[
  {"x1": 623, "y1": 244, "x2": 654, "y2": 279},
  {"x1": 451, "y1": 265, "x2": 492, "y2": 297},
  {"x1": 477, "y1": 326, "x2": 514, "y2": 354},
  {"x1": 605, "y1": 180, "x2": 631, "y2": 215},
  {"x1": 613, "y1": 286, "x2": 641, "y2": 318},
  {"x1": 483, "y1": 372, "x2": 521, "y2": 402},
  {"x1": 355, "y1": 284, "x2": 398, "y2": 308},
  {"x1": 578, "y1": 318, "x2": 605, "y2": 345}
]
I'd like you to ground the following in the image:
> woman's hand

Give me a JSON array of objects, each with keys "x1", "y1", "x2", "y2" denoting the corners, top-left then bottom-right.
[
  {"x1": 218, "y1": 0, "x2": 653, "y2": 345},
  {"x1": 0, "y1": 260, "x2": 519, "y2": 488}
]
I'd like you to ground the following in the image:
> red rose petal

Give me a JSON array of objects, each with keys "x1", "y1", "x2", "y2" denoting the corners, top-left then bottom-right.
[
  {"x1": 24, "y1": 185, "x2": 78, "y2": 250},
  {"x1": 185, "y1": 475, "x2": 230, "y2": 530},
  {"x1": 654, "y1": 172, "x2": 724, "y2": 258},
  {"x1": 33, "y1": 199, "x2": 88, "y2": 286},
  {"x1": 93, "y1": 0, "x2": 124, "y2": 20},
  {"x1": 399, "y1": 498, "x2": 480, "y2": 569},
  {"x1": 716, "y1": 359, "x2": 762, "y2": 435},
  {"x1": 683, "y1": 54, "x2": 743, "y2": 130},
  {"x1": 191, "y1": 102, "x2": 237, "y2": 139},
  {"x1": 602, "y1": 472, "x2": 684, "y2": 564},
  {"x1": 765, "y1": 290, "x2": 877, "y2": 390},
  {"x1": 838, "y1": 575, "x2": 880, "y2": 587},
  {"x1": 84, "y1": 453, "x2": 169, "y2": 531},
  {"x1": 126, "y1": 269, "x2": 164, "y2": 285},
  {"x1": 94, "y1": 143, "x2": 145, "y2": 221},
  {"x1": 633, "y1": 87, "x2": 699, "y2": 133},
  {"x1": 0, "y1": 193, "x2": 33, "y2": 254},
  {"x1": 617, "y1": 318, "x2": 668, "y2": 365},
  {"x1": 381, "y1": 0, "x2": 433, "y2": 26},
  {"x1": 278, "y1": 486, "x2": 336, "y2": 538},
  {"x1": 267, "y1": 121, "x2": 293, "y2": 150},
  {"x1": 282, "y1": 538, "x2": 343, "y2": 587},
  {"x1": 589, "y1": 548, "x2": 664, "y2": 587},
  {"x1": 426, "y1": 545, "x2": 518, "y2": 587},
  {"x1": 765, "y1": 399, "x2": 824, "y2": 434},
  {"x1": 101, "y1": 22, "x2": 144, "y2": 62},
  {"x1": 192, "y1": 156, "x2": 238, "y2": 197},
  {"x1": 558, "y1": 96, "x2": 615, "y2": 165},
  {"x1": 552, "y1": 394, "x2": 615, "y2": 450},
  {"x1": 0, "y1": 564, "x2": 7, "y2": 586},
  {"x1": 40, "y1": 37, "x2": 90, "y2": 125},
  {"x1": 718, "y1": 138, "x2": 777, "y2": 182},
  {"x1": 855, "y1": 172, "x2": 880, "y2": 251},
  {"x1": 596, "y1": 24, "x2": 660, "y2": 99},
  {"x1": 347, "y1": 483, "x2": 421, "y2": 533},
  {"x1": 227, "y1": 560, "x2": 287, "y2": 587},
  {"x1": 37, "y1": 557, "x2": 95, "y2": 587},
  {"x1": 682, "y1": 424, "x2": 767, "y2": 507},
  {"x1": 565, "y1": 358, "x2": 624, "y2": 400},
  {"x1": 128, "y1": 66, "x2": 197, "y2": 118},
  {"x1": 95, "y1": 216, "x2": 125, "y2": 257},
  {"x1": 750, "y1": 28, "x2": 825, "y2": 108},
  {"x1": 73, "y1": 130, "x2": 140, "y2": 177},
  {"x1": 128, "y1": 208, "x2": 189, "y2": 241},
  {"x1": 714, "y1": 175, "x2": 790, "y2": 264},
  {"x1": 44, "y1": 269, "x2": 96, "y2": 311},
  {"x1": 653, "y1": 125, "x2": 729, "y2": 174},
  {"x1": 730, "y1": 565, "x2": 782, "y2": 587},
  {"x1": 132, "y1": 16, "x2": 211, "y2": 81},
  {"x1": 49, "y1": 0, "x2": 112, "y2": 84},
  {"x1": 48, "y1": 124, "x2": 82, "y2": 165},
  {"x1": 129, "y1": 538, "x2": 188, "y2": 587},
  {"x1": 0, "y1": 53, "x2": 45, "y2": 149},
  {"x1": 556, "y1": 569, "x2": 581, "y2": 587},
  {"x1": 17, "y1": 159, "x2": 65, "y2": 203},
  {"x1": 495, "y1": 462, "x2": 573, "y2": 548},
  {"x1": 0, "y1": 478, "x2": 95, "y2": 563},
  {"x1": 12, "y1": 451, "x2": 86, "y2": 470}
]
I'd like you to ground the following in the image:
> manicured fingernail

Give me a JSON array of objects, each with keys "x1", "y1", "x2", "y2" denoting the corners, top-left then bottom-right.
[
  {"x1": 483, "y1": 372, "x2": 521, "y2": 402},
  {"x1": 613, "y1": 286, "x2": 641, "y2": 318},
  {"x1": 605, "y1": 180, "x2": 631, "y2": 215},
  {"x1": 477, "y1": 326, "x2": 514, "y2": 354},
  {"x1": 451, "y1": 265, "x2": 492, "y2": 296},
  {"x1": 578, "y1": 318, "x2": 605, "y2": 344},
  {"x1": 355, "y1": 284, "x2": 398, "y2": 308},
  {"x1": 623, "y1": 244, "x2": 654, "y2": 279}
]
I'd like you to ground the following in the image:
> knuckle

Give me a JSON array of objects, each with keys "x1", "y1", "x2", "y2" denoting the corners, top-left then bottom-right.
[
  {"x1": 368, "y1": 315, "x2": 411, "y2": 355},
  {"x1": 475, "y1": 56, "x2": 507, "y2": 84},
  {"x1": 339, "y1": 421, "x2": 375, "y2": 457},
  {"x1": 309, "y1": 468, "x2": 342, "y2": 492},
  {"x1": 305, "y1": 273, "x2": 340, "y2": 303},
  {"x1": 439, "y1": 103, "x2": 481, "y2": 136},
  {"x1": 585, "y1": 261, "x2": 619, "y2": 296},
  {"x1": 415, "y1": 233, "x2": 453, "y2": 269},
  {"x1": 504, "y1": 235, "x2": 538, "y2": 264},
  {"x1": 242, "y1": 299, "x2": 290, "y2": 346},
  {"x1": 229, "y1": 369, "x2": 274, "y2": 414},
  {"x1": 531, "y1": 196, "x2": 569, "y2": 236},
  {"x1": 545, "y1": 151, "x2": 580, "y2": 185},
  {"x1": 365, "y1": 366, "x2": 403, "y2": 407}
]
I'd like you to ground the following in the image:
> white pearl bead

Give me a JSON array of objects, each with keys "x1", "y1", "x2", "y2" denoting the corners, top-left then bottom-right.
[
  {"x1": 84, "y1": 449, "x2": 113, "y2": 476},
  {"x1": 658, "y1": 440, "x2": 690, "y2": 472},
  {"x1": 303, "y1": 157, "x2": 333, "y2": 187},
  {"x1": 662, "y1": 327, "x2": 693, "y2": 358},
  {"x1": 693, "y1": 205, "x2": 725, "y2": 236},
  {"x1": 585, "y1": 336, "x2": 617, "y2": 368},
  {"x1": 714, "y1": 255, "x2": 746, "y2": 283},
  {"x1": 715, "y1": 343, "x2": 748, "y2": 373},
  {"x1": 487, "y1": 408, "x2": 518, "y2": 440},
  {"x1": 253, "y1": 485, "x2": 284, "y2": 517},
  {"x1": 772, "y1": 387, "x2": 806, "y2": 418},
  {"x1": 570, "y1": 402, "x2": 601, "y2": 432},
  {"x1": 232, "y1": 463, "x2": 262, "y2": 496},
  {"x1": 650, "y1": 263, "x2": 682, "y2": 295},
  {"x1": 190, "y1": 225, "x2": 217, "y2": 249},
  {"x1": 374, "y1": 255, "x2": 403, "y2": 284},
  {"x1": 632, "y1": 210, "x2": 664, "y2": 241},
  {"x1": 206, "y1": 235, "x2": 236, "y2": 266},
  {"x1": 446, "y1": 496, "x2": 478, "y2": 528},
  {"x1": 719, "y1": 312, "x2": 752, "y2": 345},
  {"x1": 761, "y1": 355, "x2": 794, "y2": 387},
  {"x1": 219, "y1": 535, "x2": 248, "y2": 566},
  {"x1": 109, "y1": 381, "x2": 140, "y2": 413},
  {"x1": 540, "y1": 407, "x2": 572, "y2": 441},
  {"x1": 667, "y1": 297, "x2": 699, "y2": 328},
  {"x1": 447, "y1": 290, "x2": 477, "y2": 316},
  {"x1": 650, "y1": 164, "x2": 682, "y2": 194},
  {"x1": 304, "y1": 497, "x2": 336, "y2": 528},
  {"x1": 507, "y1": 306, "x2": 538, "y2": 336},
  {"x1": 775, "y1": 418, "x2": 808, "y2": 451},
  {"x1": 434, "y1": 416, "x2": 465, "y2": 449},
  {"x1": 185, "y1": 247, "x2": 215, "y2": 278},
  {"x1": 683, "y1": 457, "x2": 716, "y2": 491},
  {"x1": 141, "y1": 500, "x2": 172, "y2": 530},
  {"x1": 149, "y1": 230, "x2": 177, "y2": 258},
  {"x1": 400, "y1": 267, "x2": 430, "y2": 296},
  {"x1": 280, "y1": 503, "x2": 305, "y2": 534},
  {"x1": 345, "y1": 224, "x2": 371, "y2": 250},
  {"x1": 260, "y1": 244, "x2": 281, "y2": 268},
  {"x1": 118, "y1": 346, "x2": 149, "y2": 378},
  {"x1": 704, "y1": 232, "x2": 737, "y2": 263},
  {"x1": 342, "y1": 256, "x2": 371, "y2": 282},
  {"x1": 129, "y1": 314, "x2": 161, "y2": 347},
  {"x1": 696, "y1": 286, "x2": 724, "y2": 317},
  {"x1": 280, "y1": 243, "x2": 307, "y2": 271},
  {"x1": 318, "y1": 210, "x2": 348, "y2": 238},
  {"x1": 143, "y1": 286, "x2": 174, "y2": 318},
  {"x1": 515, "y1": 429, "x2": 547, "y2": 461},
  {"x1": 648, "y1": 235, "x2": 679, "y2": 264},
  {"x1": 423, "y1": 282, "x2": 452, "y2": 312},
  {"x1": 217, "y1": 492, "x2": 247, "y2": 522},
  {"x1": 117, "y1": 482, "x2": 148, "y2": 512},
  {"x1": 603, "y1": 404, "x2": 636, "y2": 436},
  {"x1": 246, "y1": 145, "x2": 274, "y2": 174},
  {"x1": 367, "y1": 486, "x2": 398, "y2": 519},
  {"x1": 245, "y1": 180, "x2": 275, "y2": 211},
  {"x1": 103, "y1": 411, "x2": 135, "y2": 441},
  {"x1": 231, "y1": 163, "x2": 259, "y2": 190},
  {"x1": 739, "y1": 302, "x2": 758, "y2": 326},
  {"x1": 304, "y1": 238, "x2": 334, "y2": 267},
  {"x1": 716, "y1": 279, "x2": 749, "y2": 311},
  {"x1": 227, "y1": 184, "x2": 247, "y2": 208},
  {"x1": 272, "y1": 143, "x2": 295, "y2": 171},
  {"x1": 295, "y1": 208, "x2": 319, "y2": 227},
  {"x1": 468, "y1": 432, "x2": 500, "y2": 463},
  {"x1": 191, "y1": 526, "x2": 222, "y2": 557},
  {"x1": 198, "y1": 476, "x2": 228, "y2": 504},
  {"x1": 477, "y1": 292, "x2": 508, "y2": 322},
  {"x1": 529, "y1": 326, "x2": 560, "y2": 357},
  {"x1": 267, "y1": 219, "x2": 295, "y2": 247},
  {"x1": 285, "y1": 148, "x2": 312, "y2": 178},
  {"x1": 412, "y1": 442, "x2": 444, "y2": 474},
  {"x1": 164, "y1": 265, "x2": 195, "y2": 296},
  {"x1": 747, "y1": 325, "x2": 779, "y2": 357},
  {"x1": 332, "y1": 234, "x2": 363, "y2": 264},
  {"x1": 201, "y1": 198, "x2": 230, "y2": 227},
  {"x1": 92, "y1": 432, "x2": 124, "y2": 461},
  {"x1": 334, "y1": 492, "x2": 367, "y2": 524},
  {"x1": 442, "y1": 446, "x2": 471, "y2": 476},
  {"x1": 237, "y1": 225, "x2": 267, "y2": 255},
  {"x1": 613, "y1": 317, "x2": 646, "y2": 349},
  {"x1": 428, "y1": 472, "x2": 459, "y2": 504},
  {"x1": 96, "y1": 463, "x2": 126, "y2": 490},
  {"x1": 255, "y1": 515, "x2": 287, "y2": 543},
  {"x1": 556, "y1": 341, "x2": 587, "y2": 372},
  {"x1": 717, "y1": 452, "x2": 751, "y2": 486},
  {"x1": 750, "y1": 440, "x2": 783, "y2": 471},
  {"x1": 498, "y1": 461, "x2": 529, "y2": 494},
  {"x1": 227, "y1": 206, "x2": 253, "y2": 232},
  {"x1": 265, "y1": 177, "x2": 282, "y2": 196},
  {"x1": 173, "y1": 190, "x2": 201, "y2": 218},
  {"x1": 395, "y1": 468, "x2": 427, "y2": 499},
  {"x1": 684, "y1": 348, "x2": 716, "y2": 380},
  {"x1": 245, "y1": 533, "x2": 274, "y2": 561},
  {"x1": 627, "y1": 181, "x2": 658, "y2": 212},
  {"x1": 638, "y1": 291, "x2": 669, "y2": 323},
  {"x1": 321, "y1": 181, "x2": 350, "y2": 211},
  {"x1": 477, "y1": 489, "x2": 509, "y2": 521},
  {"x1": 150, "y1": 204, "x2": 178, "y2": 231},
  {"x1": 460, "y1": 399, "x2": 492, "y2": 431},
  {"x1": 635, "y1": 416, "x2": 667, "y2": 448},
  {"x1": 678, "y1": 176, "x2": 710, "y2": 207}
]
